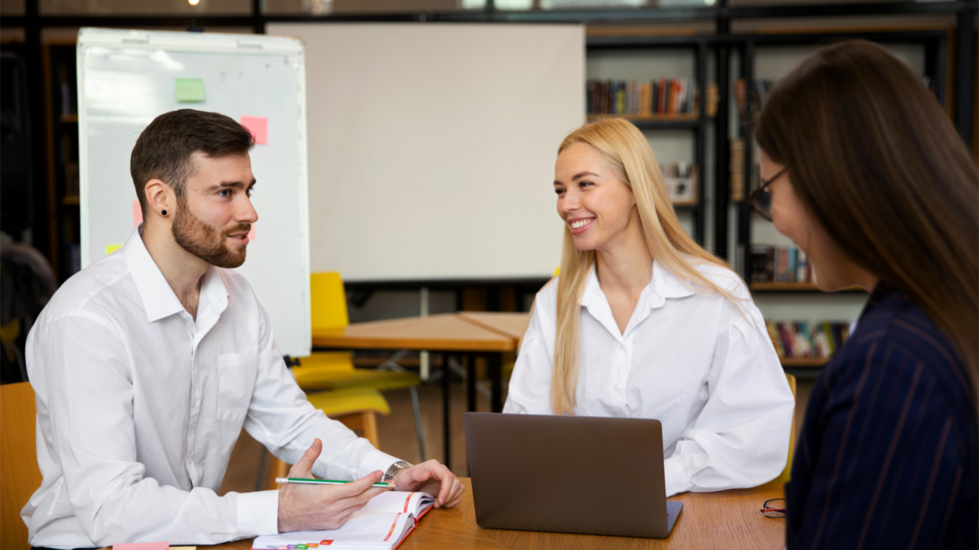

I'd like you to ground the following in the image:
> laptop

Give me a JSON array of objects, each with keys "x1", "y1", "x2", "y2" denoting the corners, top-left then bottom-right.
[{"x1": 463, "y1": 412, "x2": 682, "y2": 539}]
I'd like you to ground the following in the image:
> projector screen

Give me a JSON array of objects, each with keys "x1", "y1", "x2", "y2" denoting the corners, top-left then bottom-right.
[{"x1": 267, "y1": 23, "x2": 584, "y2": 282}]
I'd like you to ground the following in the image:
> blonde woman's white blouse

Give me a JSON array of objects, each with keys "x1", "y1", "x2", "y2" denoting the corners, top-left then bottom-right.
[{"x1": 503, "y1": 260, "x2": 795, "y2": 497}]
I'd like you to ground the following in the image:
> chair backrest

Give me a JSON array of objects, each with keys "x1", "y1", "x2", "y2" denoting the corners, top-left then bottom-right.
[
  {"x1": 775, "y1": 373, "x2": 798, "y2": 484},
  {"x1": 1, "y1": 382, "x2": 42, "y2": 549},
  {"x1": 310, "y1": 272, "x2": 349, "y2": 332}
]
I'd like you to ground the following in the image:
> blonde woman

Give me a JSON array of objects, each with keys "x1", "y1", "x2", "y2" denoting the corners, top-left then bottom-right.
[{"x1": 503, "y1": 119, "x2": 795, "y2": 497}]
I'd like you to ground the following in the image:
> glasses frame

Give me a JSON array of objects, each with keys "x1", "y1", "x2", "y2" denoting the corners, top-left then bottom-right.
[
  {"x1": 746, "y1": 167, "x2": 787, "y2": 222},
  {"x1": 760, "y1": 498, "x2": 787, "y2": 518}
]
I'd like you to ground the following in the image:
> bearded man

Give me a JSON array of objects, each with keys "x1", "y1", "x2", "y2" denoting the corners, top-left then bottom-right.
[{"x1": 21, "y1": 109, "x2": 463, "y2": 550}]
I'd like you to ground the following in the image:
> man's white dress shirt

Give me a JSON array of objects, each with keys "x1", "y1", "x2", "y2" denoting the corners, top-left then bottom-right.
[
  {"x1": 23, "y1": 227, "x2": 400, "y2": 548},
  {"x1": 504, "y1": 260, "x2": 795, "y2": 497}
]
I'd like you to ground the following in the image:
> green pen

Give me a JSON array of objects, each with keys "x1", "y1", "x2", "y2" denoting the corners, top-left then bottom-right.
[{"x1": 275, "y1": 477, "x2": 394, "y2": 488}]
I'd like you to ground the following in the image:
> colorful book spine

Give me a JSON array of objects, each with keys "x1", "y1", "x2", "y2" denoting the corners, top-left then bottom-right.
[{"x1": 767, "y1": 320, "x2": 853, "y2": 358}]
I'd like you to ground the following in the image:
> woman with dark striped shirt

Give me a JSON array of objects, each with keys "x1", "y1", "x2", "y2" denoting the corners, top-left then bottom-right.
[{"x1": 750, "y1": 40, "x2": 978, "y2": 549}]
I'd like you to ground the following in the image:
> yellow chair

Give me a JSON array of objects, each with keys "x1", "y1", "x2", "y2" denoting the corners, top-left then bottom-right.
[
  {"x1": 2, "y1": 382, "x2": 42, "y2": 550},
  {"x1": 263, "y1": 387, "x2": 391, "y2": 491},
  {"x1": 775, "y1": 374, "x2": 798, "y2": 484},
  {"x1": 292, "y1": 272, "x2": 426, "y2": 459}
]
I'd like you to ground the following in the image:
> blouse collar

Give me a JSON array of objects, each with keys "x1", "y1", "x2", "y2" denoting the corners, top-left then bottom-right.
[{"x1": 580, "y1": 259, "x2": 696, "y2": 314}]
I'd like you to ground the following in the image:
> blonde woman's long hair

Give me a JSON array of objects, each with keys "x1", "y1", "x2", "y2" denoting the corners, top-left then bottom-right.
[{"x1": 551, "y1": 118, "x2": 741, "y2": 415}]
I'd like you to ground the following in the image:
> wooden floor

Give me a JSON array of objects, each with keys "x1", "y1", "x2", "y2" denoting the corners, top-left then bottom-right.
[{"x1": 219, "y1": 377, "x2": 813, "y2": 495}]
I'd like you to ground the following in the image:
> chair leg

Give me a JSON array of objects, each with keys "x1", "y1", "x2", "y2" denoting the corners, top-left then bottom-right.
[
  {"x1": 360, "y1": 411, "x2": 380, "y2": 448},
  {"x1": 254, "y1": 448, "x2": 268, "y2": 492},
  {"x1": 260, "y1": 452, "x2": 291, "y2": 491},
  {"x1": 410, "y1": 385, "x2": 426, "y2": 462}
]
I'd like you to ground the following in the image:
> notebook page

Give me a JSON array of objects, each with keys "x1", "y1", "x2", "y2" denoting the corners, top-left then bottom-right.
[
  {"x1": 252, "y1": 511, "x2": 412, "y2": 550},
  {"x1": 360, "y1": 492, "x2": 434, "y2": 515}
]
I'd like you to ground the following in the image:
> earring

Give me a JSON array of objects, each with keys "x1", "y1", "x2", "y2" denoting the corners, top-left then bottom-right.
[{"x1": 161, "y1": 210, "x2": 167, "y2": 216}]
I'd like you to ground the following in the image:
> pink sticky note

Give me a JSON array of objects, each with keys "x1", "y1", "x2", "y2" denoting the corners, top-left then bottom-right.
[
  {"x1": 240, "y1": 115, "x2": 268, "y2": 145},
  {"x1": 247, "y1": 224, "x2": 256, "y2": 241},
  {"x1": 114, "y1": 542, "x2": 168, "y2": 550},
  {"x1": 133, "y1": 200, "x2": 143, "y2": 228}
]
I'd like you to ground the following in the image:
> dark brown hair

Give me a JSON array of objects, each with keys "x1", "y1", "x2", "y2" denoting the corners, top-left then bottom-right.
[
  {"x1": 130, "y1": 109, "x2": 254, "y2": 212},
  {"x1": 755, "y1": 40, "x2": 979, "y2": 402}
]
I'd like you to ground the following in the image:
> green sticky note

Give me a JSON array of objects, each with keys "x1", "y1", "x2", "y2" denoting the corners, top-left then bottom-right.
[
  {"x1": 175, "y1": 78, "x2": 205, "y2": 103},
  {"x1": 106, "y1": 244, "x2": 123, "y2": 255}
]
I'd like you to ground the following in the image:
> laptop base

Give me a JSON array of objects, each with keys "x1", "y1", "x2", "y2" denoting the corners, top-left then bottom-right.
[{"x1": 666, "y1": 501, "x2": 683, "y2": 534}]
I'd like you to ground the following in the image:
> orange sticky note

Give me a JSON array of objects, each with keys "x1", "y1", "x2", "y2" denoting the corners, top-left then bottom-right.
[
  {"x1": 133, "y1": 200, "x2": 143, "y2": 228},
  {"x1": 240, "y1": 115, "x2": 268, "y2": 145},
  {"x1": 247, "y1": 224, "x2": 256, "y2": 241}
]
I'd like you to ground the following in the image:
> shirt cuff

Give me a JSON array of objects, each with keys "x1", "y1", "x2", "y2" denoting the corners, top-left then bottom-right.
[
  {"x1": 237, "y1": 489, "x2": 280, "y2": 537},
  {"x1": 663, "y1": 457, "x2": 691, "y2": 498},
  {"x1": 359, "y1": 448, "x2": 402, "y2": 479}
]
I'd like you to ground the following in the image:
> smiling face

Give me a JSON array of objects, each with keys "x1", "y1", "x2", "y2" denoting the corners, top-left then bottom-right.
[
  {"x1": 554, "y1": 143, "x2": 641, "y2": 254},
  {"x1": 171, "y1": 152, "x2": 258, "y2": 269}
]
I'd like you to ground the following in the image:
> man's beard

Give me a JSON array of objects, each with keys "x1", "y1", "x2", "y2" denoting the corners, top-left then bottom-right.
[{"x1": 171, "y1": 197, "x2": 250, "y2": 269}]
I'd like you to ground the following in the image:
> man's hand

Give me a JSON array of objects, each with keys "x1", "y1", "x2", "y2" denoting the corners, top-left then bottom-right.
[
  {"x1": 391, "y1": 460, "x2": 465, "y2": 508},
  {"x1": 277, "y1": 439, "x2": 391, "y2": 533}
]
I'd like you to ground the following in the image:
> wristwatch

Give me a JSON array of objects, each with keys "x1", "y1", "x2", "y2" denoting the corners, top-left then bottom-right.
[{"x1": 384, "y1": 460, "x2": 414, "y2": 482}]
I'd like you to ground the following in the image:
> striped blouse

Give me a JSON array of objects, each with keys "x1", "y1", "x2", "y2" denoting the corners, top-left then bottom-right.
[{"x1": 786, "y1": 283, "x2": 978, "y2": 549}]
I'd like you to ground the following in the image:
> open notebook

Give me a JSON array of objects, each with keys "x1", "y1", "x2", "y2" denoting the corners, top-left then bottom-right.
[{"x1": 251, "y1": 492, "x2": 434, "y2": 550}]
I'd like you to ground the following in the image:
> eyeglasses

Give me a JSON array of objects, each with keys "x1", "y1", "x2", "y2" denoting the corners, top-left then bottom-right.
[
  {"x1": 746, "y1": 168, "x2": 786, "y2": 222},
  {"x1": 760, "y1": 498, "x2": 786, "y2": 518}
]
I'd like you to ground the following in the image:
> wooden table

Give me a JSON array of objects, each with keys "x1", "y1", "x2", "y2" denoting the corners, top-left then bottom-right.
[
  {"x1": 216, "y1": 478, "x2": 786, "y2": 550},
  {"x1": 312, "y1": 314, "x2": 519, "y2": 468},
  {"x1": 313, "y1": 314, "x2": 516, "y2": 353},
  {"x1": 456, "y1": 312, "x2": 531, "y2": 349}
]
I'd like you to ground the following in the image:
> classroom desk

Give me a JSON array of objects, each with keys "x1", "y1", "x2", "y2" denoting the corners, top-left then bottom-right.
[
  {"x1": 214, "y1": 478, "x2": 786, "y2": 550},
  {"x1": 311, "y1": 314, "x2": 518, "y2": 468}
]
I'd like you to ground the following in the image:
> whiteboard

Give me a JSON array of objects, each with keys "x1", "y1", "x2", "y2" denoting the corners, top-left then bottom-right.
[
  {"x1": 267, "y1": 23, "x2": 585, "y2": 283},
  {"x1": 77, "y1": 28, "x2": 311, "y2": 357}
]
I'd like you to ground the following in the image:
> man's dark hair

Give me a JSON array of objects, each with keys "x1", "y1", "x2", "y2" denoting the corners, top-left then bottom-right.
[{"x1": 130, "y1": 109, "x2": 254, "y2": 214}]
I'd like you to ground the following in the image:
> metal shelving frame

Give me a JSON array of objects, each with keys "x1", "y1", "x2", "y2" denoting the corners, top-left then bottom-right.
[
  {"x1": 586, "y1": 34, "x2": 711, "y2": 245},
  {"x1": 732, "y1": 28, "x2": 955, "y2": 290}
]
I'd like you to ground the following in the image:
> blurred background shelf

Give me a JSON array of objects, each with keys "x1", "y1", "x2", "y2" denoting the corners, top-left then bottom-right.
[
  {"x1": 750, "y1": 282, "x2": 867, "y2": 293},
  {"x1": 780, "y1": 357, "x2": 829, "y2": 368}
]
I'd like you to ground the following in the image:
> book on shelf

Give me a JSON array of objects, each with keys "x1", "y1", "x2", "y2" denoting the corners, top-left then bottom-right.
[
  {"x1": 60, "y1": 81, "x2": 77, "y2": 117},
  {"x1": 65, "y1": 161, "x2": 80, "y2": 197},
  {"x1": 749, "y1": 165, "x2": 760, "y2": 194},
  {"x1": 734, "y1": 79, "x2": 778, "y2": 123},
  {"x1": 587, "y1": 78, "x2": 698, "y2": 117},
  {"x1": 252, "y1": 491, "x2": 434, "y2": 550},
  {"x1": 705, "y1": 82, "x2": 719, "y2": 118},
  {"x1": 748, "y1": 244, "x2": 811, "y2": 283},
  {"x1": 766, "y1": 320, "x2": 851, "y2": 359},
  {"x1": 660, "y1": 162, "x2": 698, "y2": 204},
  {"x1": 729, "y1": 138, "x2": 745, "y2": 201}
]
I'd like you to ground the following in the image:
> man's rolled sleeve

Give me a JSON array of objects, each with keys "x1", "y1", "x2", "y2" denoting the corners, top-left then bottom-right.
[{"x1": 358, "y1": 449, "x2": 401, "y2": 479}]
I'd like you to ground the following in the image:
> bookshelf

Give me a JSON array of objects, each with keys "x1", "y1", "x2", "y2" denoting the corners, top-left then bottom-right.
[
  {"x1": 586, "y1": 113, "x2": 700, "y2": 131},
  {"x1": 3, "y1": 7, "x2": 973, "y2": 339},
  {"x1": 42, "y1": 40, "x2": 80, "y2": 282},
  {"x1": 730, "y1": 28, "x2": 953, "y2": 284},
  {"x1": 750, "y1": 282, "x2": 867, "y2": 293},
  {"x1": 780, "y1": 357, "x2": 828, "y2": 368},
  {"x1": 725, "y1": 28, "x2": 952, "y2": 375},
  {"x1": 587, "y1": 113, "x2": 698, "y2": 122},
  {"x1": 585, "y1": 33, "x2": 713, "y2": 246}
]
